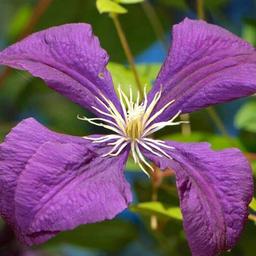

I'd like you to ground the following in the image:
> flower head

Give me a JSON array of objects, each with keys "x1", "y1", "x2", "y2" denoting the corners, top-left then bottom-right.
[
  {"x1": 78, "y1": 86, "x2": 183, "y2": 175},
  {"x1": 0, "y1": 18, "x2": 255, "y2": 256}
]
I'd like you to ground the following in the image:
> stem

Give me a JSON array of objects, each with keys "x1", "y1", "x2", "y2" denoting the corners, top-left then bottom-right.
[
  {"x1": 197, "y1": 0, "x2": 205, "y2": 20},
  {"x1": 142, "y1": 0, "x2": 168, "y2": 50},
  {"x1": 150, "y1": 167, "x2": 160, "y2": 230},
  {"x1": 207, "y1": 107, "x2": 231, "y2": 140},
  {"x1": 180, "y1": 113, "x2": 191, "y2": 135},
  {"x1": 111, "y1": 13, "x2": 143, "y2": 96},
  {"x1": 0, "y1": 0, "x2": 53, "y2": 87}
]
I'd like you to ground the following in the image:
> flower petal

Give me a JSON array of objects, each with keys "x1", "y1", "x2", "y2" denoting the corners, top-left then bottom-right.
[
  {"x1": 0, "y1": 24, "x2": 121, "y2": 117},
  {"x1": 148, "y1": 18, "x2": 256, "y2": 122},
  {"x1": 142, "y1": 141, "x2": 253, "y2": 256},
  {"x1": 0, "y1": 118, "x2": 131, "y2": 245}
]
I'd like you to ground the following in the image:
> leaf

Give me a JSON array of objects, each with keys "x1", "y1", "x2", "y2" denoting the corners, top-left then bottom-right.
[
  {"x1": 249, "y1": 197, "x2": 256, "y2": 211},
  {"x1": 41, "y1": 220, "x2": 137, "y2": 252},
  {"x1": 108, "y1": 62, "x2": 160, "y2": 96},
  {"x1": 242, "y1": 19, "x2": 256, "y2": 46},
  {"x1": 251, "y1": 161, "x2": 256, "y2": 176},
  {"x1": 96, "y1": 0, "x2": 127, "y2": 14},
  {"x1": 118, "y1": 0, "x2": 144, "y2": 4},
  {"x1": 131, "y1": 201, "x2": 182, "y2": 220},
  {"x1": 161, "y1": 132, "x2": 244, "y2": 150},
  {"x1": 235, "y1": 100, "x2": 256, "y2": 133},
  {"x1": 8, "y1": 5, "x2": 32, "y2": 38}
]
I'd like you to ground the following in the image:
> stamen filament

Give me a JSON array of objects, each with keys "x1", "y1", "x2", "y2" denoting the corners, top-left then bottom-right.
[
  {"x1": 144, "y1": 99, "x2": 175, "y2": 128},
  {"x1": 143, "y1": 138, "x2": 175, "y2": 149},
  {"x1": 142, "y1": 140, "x2": 173, "y2": 159},
  {"x1": 135, "y1": 143, "x2": 154, "y2": 174},
  {"x1": 103, "y1": 138, "x2": 126, "y2": 156},
  {"x1": 79, "y1": 85, "x2": 185, "y2": 176},
  {"x1": 78, "y1": 115, "x2": 124, "y2": 135},
  {"x1": 137, "y1": 139, "x2": 163, "y2": 157}
]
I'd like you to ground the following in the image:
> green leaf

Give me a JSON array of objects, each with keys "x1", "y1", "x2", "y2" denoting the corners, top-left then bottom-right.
[
  {"x1": 161, "y1": 132, "x2": 244, "y2": 150},
  {"x1": 131, "y1": 201, "x2": 182, "y2": 221},
  {"x1": 41, "y1": 220, "x2": 137, "y2": 252},
  {"x1": 8, "y1": 5, "x2": 32, "y2": 38},
  {"x1": 108, "y1": 62, "x2": 161, "y2": 97},
  {"x1": 242, "y1": 19, "x2": 256, "y2": 46},
  {"x1": 251, "y1": 161, "x2": 256, "y2": 176},
  {"x1": 96, "y1": 0, "x2": 127, "y2": 14},
  {"x1": 235, "y1": 100, "x2": 256, "y2": 133},
  {"x1": 117, "y1": 0, "x2": 144, "y2": 4},
  {"x1": 126, "y1": 157, "x2": 140, "y2": 171},
  {"x1": 249, "y1": 197, "x2": 256, "y2": 211}
]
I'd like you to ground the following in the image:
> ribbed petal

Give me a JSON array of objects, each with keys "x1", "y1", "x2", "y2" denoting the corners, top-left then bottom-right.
[
  {"x1": 142, "y1": 141, "x2": 253, "y2": 256},
  {"x1": 147, "y1": 18, "x2": 256, "y2": 122},
  {"x1": 0, "y1": 24, "x2": 121, "y2": 117},
  {"x1": 0, "y1": 118, "x2": 131, "y2": 245}
]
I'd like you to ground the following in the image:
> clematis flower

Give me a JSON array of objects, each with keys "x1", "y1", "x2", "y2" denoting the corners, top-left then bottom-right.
[{"x1": 0, "y1": 18, "x2": 255, "y2": 256}]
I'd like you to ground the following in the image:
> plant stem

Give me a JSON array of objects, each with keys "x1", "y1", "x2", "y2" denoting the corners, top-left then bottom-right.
[
  {"x1": 111, "y1": 13, "x2": 143, "y2": 96},
  {"x1": 142, "y1": 0, "x2": 168, "y2": 50},
  {"x1": 180, "y1": 113, "x2": 191, "y2": 135},
  {"x1": 150, "y1": 166, "x2": 160, "y2": 230},
  {"x1": 197, "y1": 0, "x2": 205, "y2": 20},
  {"x1": 207, "y1": 107, "x2": 231, "y2": 139}
]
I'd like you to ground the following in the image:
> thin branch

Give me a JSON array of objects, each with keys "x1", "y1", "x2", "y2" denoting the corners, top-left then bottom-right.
[
  {"x1": 142, "y1": 0, "x2": 168, "y2": 50},
  {"x1": 111, "y1": 13, "x2": 143, "y2": 96}
]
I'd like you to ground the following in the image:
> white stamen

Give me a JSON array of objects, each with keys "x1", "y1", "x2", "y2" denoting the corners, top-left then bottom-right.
[
  {"x1": 77, "y1": 115, "x2": 124, "y2": 135},
  {"x1": 103, "y1": 138, "x2": 126, "y2": 156},
  {"x1": 142, "y1": 140, "x2": 173, "y2": 159},
  {"x1": 109, "y1": 142, "x2": 129, "y2": 156},
  {"x1": 137, "y1": 139, "x2": 163, "y2": 157},
  {"x1": 143, "y1": 138, "x2": 175, "y2": 149},
  {"x1": 78, "y1": 85, "x2": 186, "y2": 176}
]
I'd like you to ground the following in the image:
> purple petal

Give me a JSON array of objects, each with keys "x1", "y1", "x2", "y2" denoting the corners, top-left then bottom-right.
[
  {"x1": 148, "y1": 18, "x2": 256, "y2": 122},
  {"x1": 142, "y1": 141, "x2": 253, "y2": 256},
  {"x1": 0, "y1": 118, "x2": 131, "y2": 245},
  {"x1": 0, "y1": 24, "x2": 121, "y2": 117}
]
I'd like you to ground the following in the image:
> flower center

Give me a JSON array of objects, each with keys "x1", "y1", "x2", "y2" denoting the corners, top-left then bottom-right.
[
  {"x1": 78, "y1": 86, "x2": 187, "y2": 176},
  {"x1": 126, "y1": 105, "x2": 144, "y2": 140}
]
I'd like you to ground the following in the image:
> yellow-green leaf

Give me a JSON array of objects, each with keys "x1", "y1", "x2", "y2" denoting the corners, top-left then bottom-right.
[
  {"x1": 250, "y1": 197, "x2": 256, "y2": 211},
  {"x1": 118, "y1": 0, "x2": 144, "y2": 4},
  {"x1": 96, "y1": 0, "x2": 127, "y2": 14},
  {"x1": 130, "y1": 201, "x2": 182, "y2": 221},
  {"x1": 108, "y1": 62, "x2": 160, "y2": 97}
]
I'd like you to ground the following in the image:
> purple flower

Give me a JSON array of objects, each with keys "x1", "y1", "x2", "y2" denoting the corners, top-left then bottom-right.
[{"x1": 0, "y1": 18, "x2": 255, "y2": 256}]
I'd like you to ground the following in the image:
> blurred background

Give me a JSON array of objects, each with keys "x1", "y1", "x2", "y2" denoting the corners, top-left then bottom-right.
[{"x1": 0, "y1": 0, "x2": 256, "y2": 255}]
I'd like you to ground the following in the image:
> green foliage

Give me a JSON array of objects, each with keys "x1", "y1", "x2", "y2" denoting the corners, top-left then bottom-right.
[
  {"x1": 41, "y1": 220, "x2": 137, "y2": 252},
  {"x1": 159, "y1": 0, "x2": 188, "y2": 10},
  {"x1": 118, "y1": 0, "x2": 144, "y2": 4},
  {"x1": 96, "y1": 0, "x2": 127, "y2": 14},
  {"x1": 249, "y1": 197, "x2": 256, "y2": 211},
  {"x1": 8, "y1": 5, "x2": 31, "y2": 38},
  {"x1": 108, "y1": 62, "x2": 160, "y2": 95},
  {"x1": 242, "y1": 19, "x2": 256, "y2": 46},
  {"x1": 235, "y1": 100, "x2": 256, "y2": 133},
  {"x1": 131, "y1": 202, "x2": 182, "y2": 220},
  {"x1": 161, "y1": 132, "x2": 244, "y2": 150}
]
